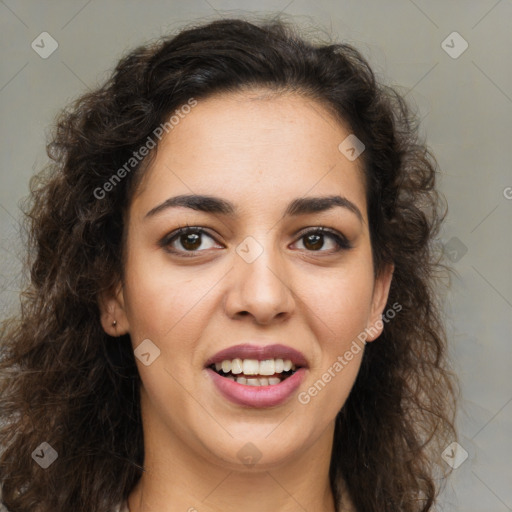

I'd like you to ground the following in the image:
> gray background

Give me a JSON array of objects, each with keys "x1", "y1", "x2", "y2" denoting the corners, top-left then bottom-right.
[{"x1": 1, "y1": 1, "x2": 511, "y2": 510}]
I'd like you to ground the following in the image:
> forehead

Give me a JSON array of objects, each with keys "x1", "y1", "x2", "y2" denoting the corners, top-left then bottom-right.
[{"x1": 131, "y1": 89, "x2": 367, "y2": 222}]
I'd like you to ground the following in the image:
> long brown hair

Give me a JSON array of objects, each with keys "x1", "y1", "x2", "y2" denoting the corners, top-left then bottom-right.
[{"x1": 0, "y1": 17, "x2": 457, "y2": 512}]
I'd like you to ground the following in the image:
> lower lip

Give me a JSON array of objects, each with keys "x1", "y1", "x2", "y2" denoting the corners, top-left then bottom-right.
[{"x1": 207, "y1": 368, "x2": 307, "y2": 408}]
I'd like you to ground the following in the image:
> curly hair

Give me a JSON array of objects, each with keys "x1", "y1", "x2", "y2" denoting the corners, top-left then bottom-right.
[{"x1": 0, "y1": 17, "x2": 457, "y2": 512}]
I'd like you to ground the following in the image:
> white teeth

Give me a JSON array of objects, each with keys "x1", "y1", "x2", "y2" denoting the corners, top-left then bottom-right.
[
  {"x1": 214, "y1": 358, "x2": 299, "y2": 376},
  {"x1": 242, "y1": 359, "x2": 260, "y2": 375},
  {"x1": 212, "y1": 356, "x2": 300, "y2": 388},
  {"x1": 231, "y1": 358, "x2": 243, "y2": 374},
  {"x1": 259, "y1": 359, "x2": 275, "y2": 375},
  {"x1": 238, "y1": 376, "x2": 281, "y2": 386}
]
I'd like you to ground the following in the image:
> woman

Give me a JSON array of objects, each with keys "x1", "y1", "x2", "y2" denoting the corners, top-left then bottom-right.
[{"x1": 0, "y1": 17, "x2": 457, "y2": 512}]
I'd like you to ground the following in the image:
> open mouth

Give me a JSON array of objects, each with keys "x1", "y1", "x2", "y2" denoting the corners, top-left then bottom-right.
[{"x1": 209, "y1": 358, "x2": 299, "y2": 386}]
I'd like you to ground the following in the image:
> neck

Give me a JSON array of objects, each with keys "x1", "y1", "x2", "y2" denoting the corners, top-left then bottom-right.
[{"x1": 127, "y1": 389, "x2": 338, "y2": 512}]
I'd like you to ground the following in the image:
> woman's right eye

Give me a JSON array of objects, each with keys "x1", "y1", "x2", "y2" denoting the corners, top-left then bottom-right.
[{"x1": 160, "y1": 227, "x2": 222, "y2": 257}]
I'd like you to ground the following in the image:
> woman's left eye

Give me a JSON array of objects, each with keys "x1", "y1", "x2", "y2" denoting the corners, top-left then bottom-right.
[{"x1": 292, "y1": 227, "x2": 352, "y2": 253}]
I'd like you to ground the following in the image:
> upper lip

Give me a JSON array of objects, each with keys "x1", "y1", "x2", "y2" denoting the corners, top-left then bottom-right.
[{"x1": 205, "y1": 343, "x2": 309, "y2": 368}]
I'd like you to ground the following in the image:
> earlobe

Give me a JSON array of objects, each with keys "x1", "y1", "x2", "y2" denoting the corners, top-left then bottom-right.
[
  {"x1": 97, "y1": 283, "x2": 129, "y2": 337},
  {"x1": 366, "y1": 263, "x2": 395, "y2": 342}
]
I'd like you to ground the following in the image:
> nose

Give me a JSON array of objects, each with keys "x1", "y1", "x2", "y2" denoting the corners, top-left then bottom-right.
[{"x1": 224, "y1": 239, "x2": 296, "y2": 325}]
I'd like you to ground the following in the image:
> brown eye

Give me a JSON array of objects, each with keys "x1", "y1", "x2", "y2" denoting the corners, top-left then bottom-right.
[
  {"x1": 302, "y1": 233, "x2": 324, "y2": 251},
  {"x1": 160, "y1": 227, "x2": 221, "y2": 256},
  {"x1": 294, "y1": 228, "x2": 352, "y2": 253},
  {"x1": 179, "y1": 232, "x2": 202, "y2": 251}
]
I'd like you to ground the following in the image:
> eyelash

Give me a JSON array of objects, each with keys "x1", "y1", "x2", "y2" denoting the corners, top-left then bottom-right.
[{"x1": 159, "y1": 225, "x2": 352, "y2": 257}]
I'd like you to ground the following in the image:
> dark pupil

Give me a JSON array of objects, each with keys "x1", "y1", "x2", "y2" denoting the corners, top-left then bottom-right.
[
  {"x1": 181, "y1": 233, "x2": 201, "y2": 250},
  {"x1": 304, "y1": 233, "x2": 323, "y2": 250}
]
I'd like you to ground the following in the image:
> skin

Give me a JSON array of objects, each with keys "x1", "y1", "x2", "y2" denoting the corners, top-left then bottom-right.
[{"x1": 100, "y1": 89, "x2": 393, "y2": 512}]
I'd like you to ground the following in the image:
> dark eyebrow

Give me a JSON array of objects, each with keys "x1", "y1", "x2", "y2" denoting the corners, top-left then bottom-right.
[
  {"x1": 145, "y1": 194, "x2": 363, "y2": 223},
  {"x1": 286, "y1": 195, "x2": 363, "y2": 222},
  {"x1": 145, "y1": 194, "x2": 236, "y2": 218}
]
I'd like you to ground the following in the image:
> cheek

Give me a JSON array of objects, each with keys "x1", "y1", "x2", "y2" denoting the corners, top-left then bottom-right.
[
  {"x1": 297, "y1": 274, "x2": 371, "y2": 422},
  {"x1": 123, "y1": 251, "x2": 214, "y2": 341},
  {"x1": 300, "y1": 263, "x2": 375, "y2": 347}
]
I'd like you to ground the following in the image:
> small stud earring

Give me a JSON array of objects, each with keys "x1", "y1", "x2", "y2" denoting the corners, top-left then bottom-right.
[{"x1": 112, "y1": 320, "x2": 117, "y2": 327}]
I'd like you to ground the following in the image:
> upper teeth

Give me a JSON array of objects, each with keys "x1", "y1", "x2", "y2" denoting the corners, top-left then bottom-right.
[{"x1": 215, "y1": 358, "x2": 295, "y2": 375}]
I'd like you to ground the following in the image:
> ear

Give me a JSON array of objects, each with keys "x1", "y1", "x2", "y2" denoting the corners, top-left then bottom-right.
[
  {"x1": 366, "y1": 263, "x2": 394, "y2": 342},
  {"x1": 97, "y1": 282, "x2": 130, "y2": 337}
]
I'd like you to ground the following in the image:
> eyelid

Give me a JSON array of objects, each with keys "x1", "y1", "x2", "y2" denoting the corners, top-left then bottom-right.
[
  {"x1": 159, "y1": 225, "x2": 352, "y2": 255},
  {"x1": 158, "y1": 225, "x2": 220, "y2": 253},
  {"x1": 293, "y1": 226, "x2": 352, "y2": 251}
]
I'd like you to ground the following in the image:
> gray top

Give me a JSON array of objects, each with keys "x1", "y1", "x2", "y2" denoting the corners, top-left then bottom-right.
[{"x1": 113, "y1": 500, "x2": 129, "y2": 512}]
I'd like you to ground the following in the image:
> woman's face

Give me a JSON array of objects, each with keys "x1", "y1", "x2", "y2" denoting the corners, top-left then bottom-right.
[{"x1": 102, "y1": 89, "x2": 392, "y2": 471}]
